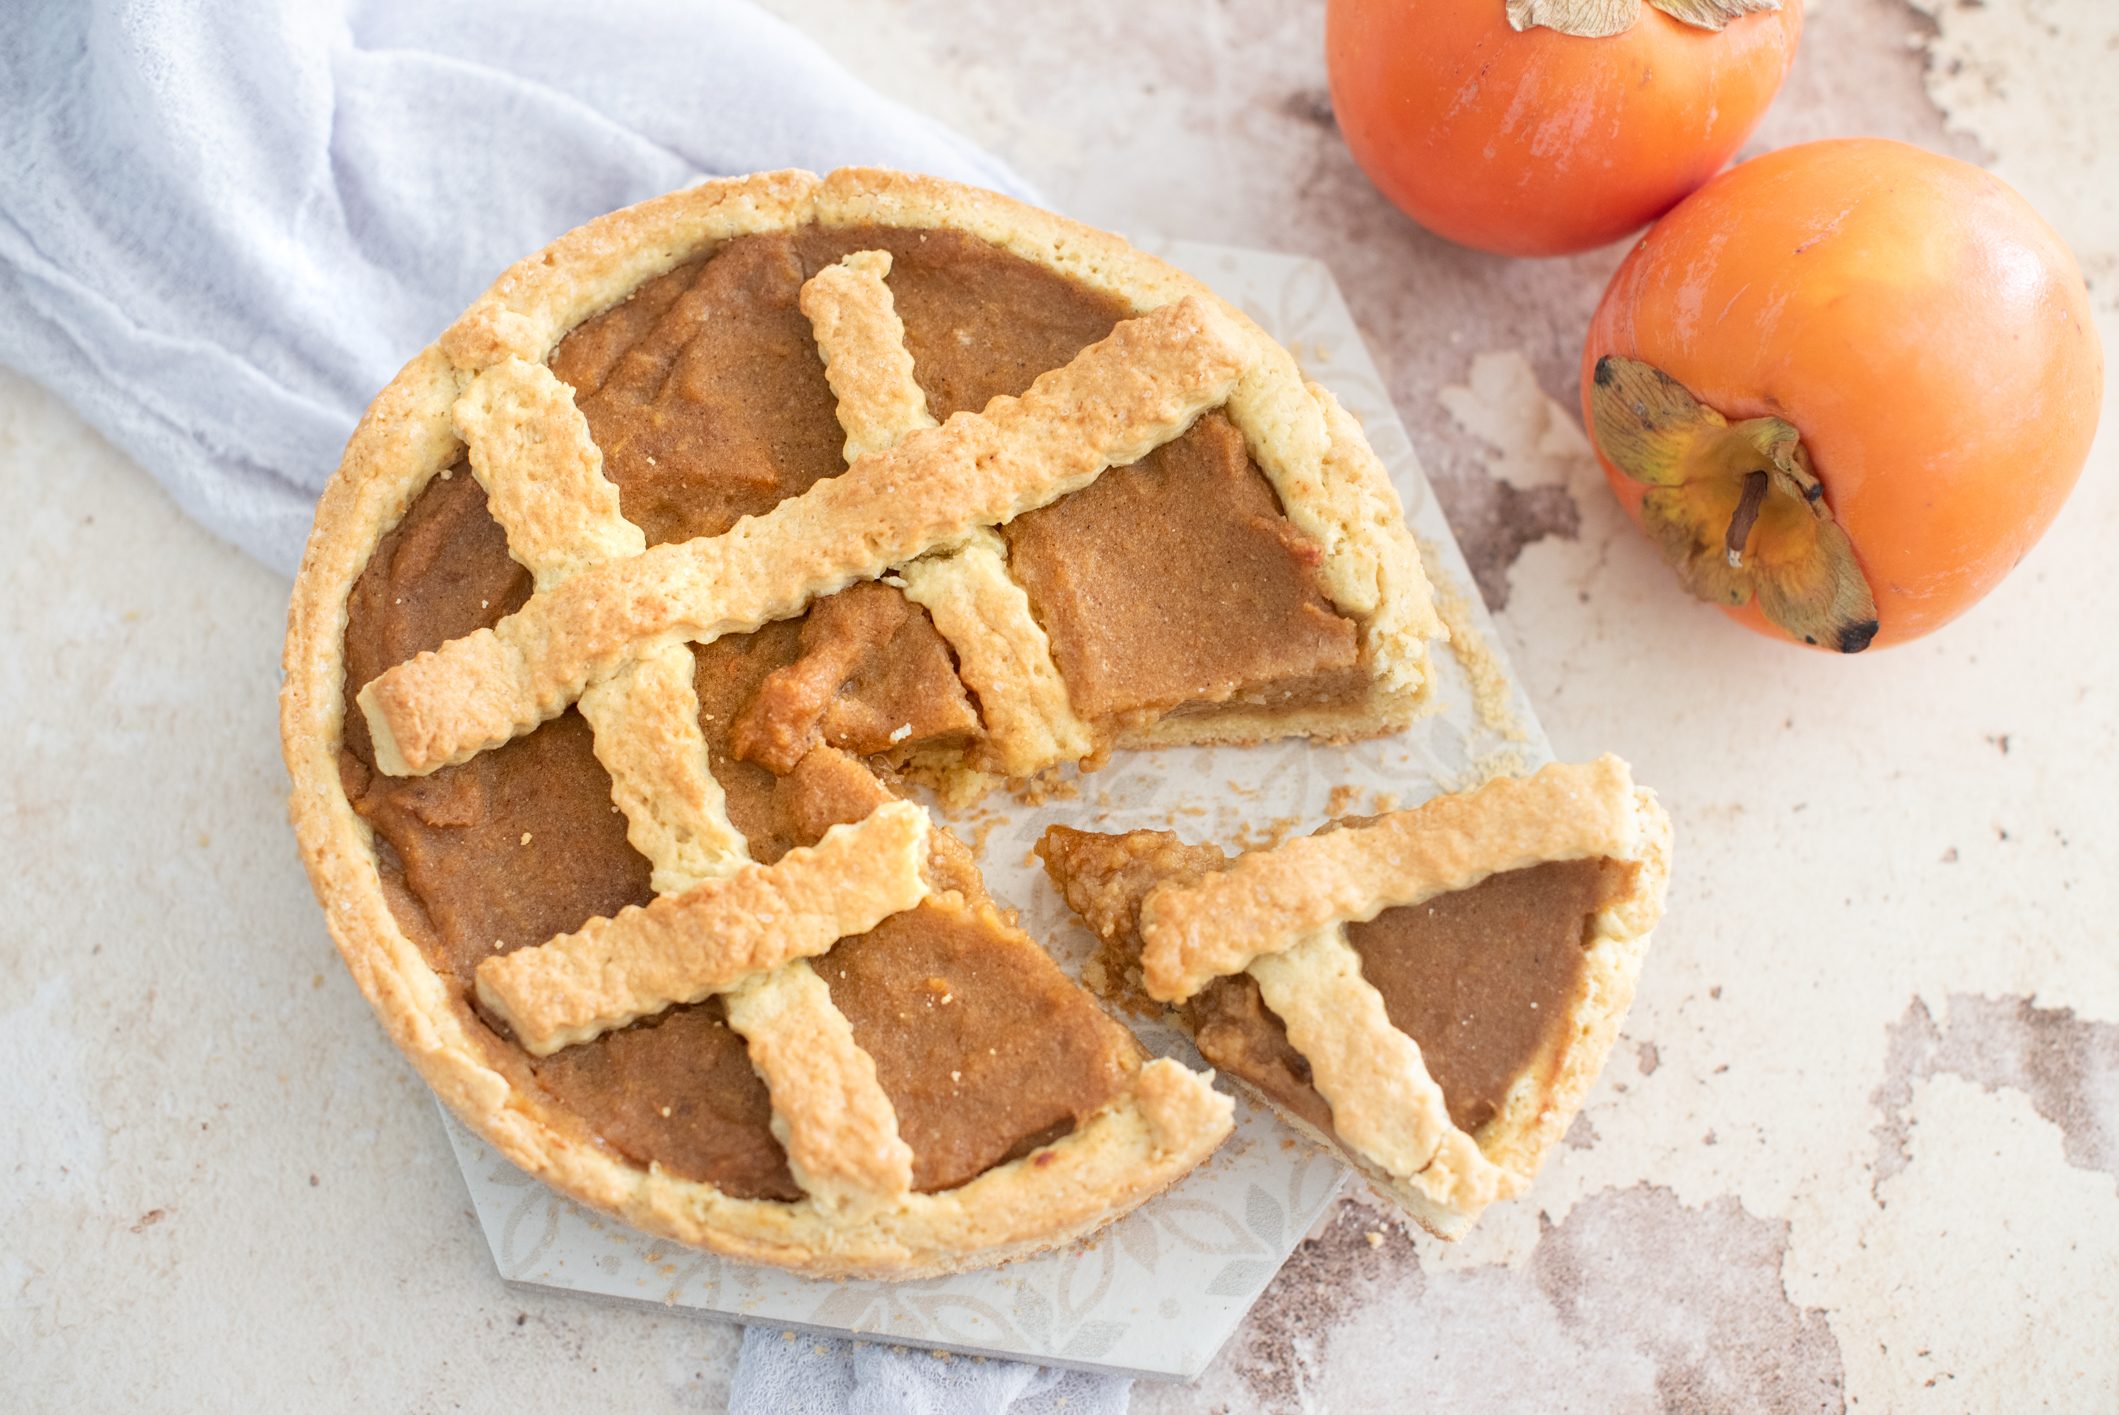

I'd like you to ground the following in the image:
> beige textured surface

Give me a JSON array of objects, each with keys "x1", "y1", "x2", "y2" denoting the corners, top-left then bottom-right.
[
  {"x1": 473, "y1": 803, "x2": 931, "y2": 1055},
  {"x1": 7, "y1": 0, "x2": 2118, "y2": 1407}
]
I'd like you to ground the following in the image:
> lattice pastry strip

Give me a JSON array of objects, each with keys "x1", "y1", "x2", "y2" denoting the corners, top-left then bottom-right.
[
  {"x1": 456, "y1": 358, "x2": 648, "y2": 590},
  {"x1": 454, "y1": 359, "x2": 749, "y2": 891},
  {"x1": 801, "y1": 249, "x2": 938, "y2": 462},
  {"x1": 724, "y1": 961, "x2": 919, "y2": 1214},
  {"x1": 475, "y1": 801, "x2": 930, "y2": 1056},
  {"x1": 1139, "y1": 754, "x2": 1652, "y2": 1003},
  {"x1": 799, "y1": 249, "x2": 1091, "y2": 779},
  {"x1": 899, "y1": 529, "x2": 1092, "y2": 779},
  {"x1": 1247, "y1": 926, "x2": 1503, "y2": 1194},
  {"x1": 357, "y1": 296, "x2": 1249, "y2": 778},
  {"x1": 578, "y1": 645, "x2": 752, "y2": 894}
]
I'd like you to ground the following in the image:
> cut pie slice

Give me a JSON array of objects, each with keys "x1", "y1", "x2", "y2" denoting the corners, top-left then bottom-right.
[
  {"x1": 280, "y1": 168, "x2": 1449, "y2": 1276},
  {"x1": 1038, "y1": 756, "x2": 1672, "y2": 1238}
]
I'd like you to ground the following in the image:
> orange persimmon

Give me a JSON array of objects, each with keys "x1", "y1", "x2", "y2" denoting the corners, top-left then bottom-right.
[
  {"x1": 1326, "y1": 0, "x2": 1803, "y2": 257},
  {"x1": 1581, "y1": 138, "x2": 2103, "y2": 651}
]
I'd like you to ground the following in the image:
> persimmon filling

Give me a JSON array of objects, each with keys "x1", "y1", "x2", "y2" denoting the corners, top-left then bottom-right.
[{"x1": 339, "y1": 226, "x2": 1360, "y2": 1198}]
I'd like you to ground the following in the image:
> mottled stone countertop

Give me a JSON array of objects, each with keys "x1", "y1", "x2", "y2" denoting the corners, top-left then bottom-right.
[{"x1": 7, "y1": 1, "x2": 2115, "y2": 1410}]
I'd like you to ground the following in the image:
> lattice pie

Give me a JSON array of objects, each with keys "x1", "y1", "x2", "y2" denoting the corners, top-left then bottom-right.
[
  {"x1": 280, "y1": 169, "x2": 1456, "y2": 1276},
  {"x1": 1040, "y1": 757, "x2": 1672, "y2": 1237}
]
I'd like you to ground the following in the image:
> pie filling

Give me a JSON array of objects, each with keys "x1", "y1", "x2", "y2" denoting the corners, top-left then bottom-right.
[
  {"x1": 1003, "y1": 410, "x2": 1365, "y2": 725},
  {"x1": 340, "y1": 224, "x2": 1364, "y2": 1200},
  {"x1": 1036, "y1": 826, "x2": 1636, "y2": 1143},
  {"x1": 1343, "y1": 857, "x2": 1635, "y2": 1134}
]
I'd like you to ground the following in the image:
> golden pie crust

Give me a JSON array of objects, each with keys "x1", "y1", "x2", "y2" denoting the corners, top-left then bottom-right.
[
  {"x1": 281, "y1": 168, "x2": 1451, "y2": 1277},
  {"x1": 1040, "y1": 757, "x2": 1672, "y2": 1238}
]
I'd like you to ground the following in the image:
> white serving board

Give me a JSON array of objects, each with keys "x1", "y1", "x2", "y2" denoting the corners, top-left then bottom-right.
[{"x1": 438, "y1": 236, "x2": 1552, "y2": 1381}]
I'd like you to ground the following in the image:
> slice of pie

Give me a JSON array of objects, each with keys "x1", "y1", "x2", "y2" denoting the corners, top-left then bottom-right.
[
  {"x1": 280, "y1": 168, "x2": 1447, "y2": 1276},
  {"x1": 1038, "y1": 756, "x2": 1672, "y2": 1238}
]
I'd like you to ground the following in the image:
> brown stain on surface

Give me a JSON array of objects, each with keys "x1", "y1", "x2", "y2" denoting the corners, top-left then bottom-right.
[
  {"x1": 1872, "y1": 994, "x2": 2119, "y2": 1194},
  {"x1": 1449, "y1": 478, "x2": 1584, "y2": 613},
  {"x1": 1219, "y1": 1204, "x2": 1412, "y2": 1411},
  {"x1": 1531, "y1": 1186, "x2": 1847, "y2": 1414},
  {"x1": 1173, "y1": 1186, "x2": 1846, "y2": 1413}
]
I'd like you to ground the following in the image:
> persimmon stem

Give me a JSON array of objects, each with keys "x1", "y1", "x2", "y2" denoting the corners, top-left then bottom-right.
[
  {"x1": 1724, "y1": 470, "x2": 1769, "y2": 568},
  {"x1": 1507, "y1": 0, "x2": 1780, "y2": 39},
  {"x1": 1589, "y1": 355, "x2": 1879, "y2": 652}
]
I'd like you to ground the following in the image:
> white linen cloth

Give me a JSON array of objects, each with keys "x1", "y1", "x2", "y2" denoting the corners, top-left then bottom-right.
[
  {"x1": 0, "y1": 0, "x2": 1033, "y2": 574},
  {"x1": 732, "y1": 1330, "x2": 1131, "y2": 1415},
  {"x1": 0, "y1": 3, "x2": 1127, "y2": 1411}
]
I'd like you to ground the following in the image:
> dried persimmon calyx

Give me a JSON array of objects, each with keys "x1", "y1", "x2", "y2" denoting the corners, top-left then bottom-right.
[
  {"x1": 1507, "y1": 0, "x2": 1782, "y2": 40},
  {"x1": 1589, "y1": 356, "x2": 1880, "y2": 653}
]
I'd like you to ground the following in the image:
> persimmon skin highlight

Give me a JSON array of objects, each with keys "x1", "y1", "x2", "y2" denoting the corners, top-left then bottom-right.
[
  {"x1": 1326, "y1": 0, "x2": 1803, "y2": 258},
  {"x1": 1581, "y1": 138, "x2": 2104, "y2": 649}
]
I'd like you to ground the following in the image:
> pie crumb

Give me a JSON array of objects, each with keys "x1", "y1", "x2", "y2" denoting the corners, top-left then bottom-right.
[
  {"x1": 1365, "y1": 1230, "x2": 1384, "y2": 1248},
  {"x1": 1418, "y1": 533, "x2": 1530, "y2": 742}
]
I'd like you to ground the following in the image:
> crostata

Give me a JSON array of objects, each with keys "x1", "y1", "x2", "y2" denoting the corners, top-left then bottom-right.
[{"x1": 280, "y1": 168, "x2": 1453, "y2": 1276}]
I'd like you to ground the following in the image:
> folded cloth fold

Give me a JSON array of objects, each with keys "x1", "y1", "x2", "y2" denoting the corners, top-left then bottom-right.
[
  {"x1": 0, "y1": 0, "x2": 1035, "y2": 574},
  {"x1": 2, "y1": 2, "x2": 1122, "y2": 1410},
  {"x1": 732, "y1": 1327, "x2": 1132, "y2": 1415}
]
